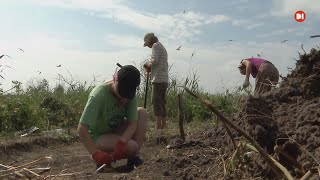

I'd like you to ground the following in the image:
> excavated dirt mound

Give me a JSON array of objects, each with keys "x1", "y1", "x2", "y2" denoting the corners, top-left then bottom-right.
[
  {"x1": 234, "y1": 48, "x2": 320, "y2": 178},
  {"x1": 135, "y1": 48, "x2": 320, "y2": 179}
]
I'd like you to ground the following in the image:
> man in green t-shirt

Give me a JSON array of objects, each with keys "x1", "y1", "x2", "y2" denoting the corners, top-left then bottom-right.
[{"x1": 77, "y1": 65, "x2": 148, "y2": 170}]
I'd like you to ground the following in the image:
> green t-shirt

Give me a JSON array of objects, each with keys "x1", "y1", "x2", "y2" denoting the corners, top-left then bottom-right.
[{"x1": 80, "y1": 83, "x2": 138, "y2": 142}]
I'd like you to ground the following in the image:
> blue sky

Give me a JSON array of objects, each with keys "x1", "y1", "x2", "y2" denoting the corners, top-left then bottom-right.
[{"x1": 0, "y1": 0, "x2": 319, "y2": 93}]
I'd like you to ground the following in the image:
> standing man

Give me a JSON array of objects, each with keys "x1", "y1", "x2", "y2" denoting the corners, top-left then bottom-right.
[
  {"x1": 238, "y1": 57, "x2": 279, "y2": 95},
  {"x1": 77, "y1": 65, "x2": 148, "y2": 171},
  {"x1": 143, "y1": 32, "x2": 169, "y2": 129}
]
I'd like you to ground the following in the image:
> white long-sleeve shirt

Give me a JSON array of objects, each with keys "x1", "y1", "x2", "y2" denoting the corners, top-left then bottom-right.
[{"x1": 150, "y1": 42, "x2": 168, "y2": 83}]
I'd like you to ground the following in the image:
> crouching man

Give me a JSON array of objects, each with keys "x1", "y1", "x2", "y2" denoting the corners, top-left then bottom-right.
[{"x1": 77, "y1": 65, "x2": 148, "y2": 171}]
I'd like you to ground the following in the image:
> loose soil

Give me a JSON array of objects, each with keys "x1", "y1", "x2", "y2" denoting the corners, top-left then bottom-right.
[
  {"x1": 1, "y1": 48, "x2": 320, "y2": 179},
  {"x1": 0, "y1": 130, "x2": 242, "y2": 180},
  {"x1": 234, "y1": 48, "x2": 320, "y2": 179}
]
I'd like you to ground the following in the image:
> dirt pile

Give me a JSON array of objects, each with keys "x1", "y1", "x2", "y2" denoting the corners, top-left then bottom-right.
[
  {"x1": 235, "y1": 48, "x2": 320, "y2": 178},
  {"x1": 129, "y1": 48, "x2": 320, "y2": 180}
]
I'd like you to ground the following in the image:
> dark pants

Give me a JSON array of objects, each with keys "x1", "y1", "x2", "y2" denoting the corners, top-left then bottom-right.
[
  {"x1": 255, "y1": 62, "x2": 279, "y2": 95},
  {"x1": 152, "y1": 82, "x2": 168, "y2": 117}
]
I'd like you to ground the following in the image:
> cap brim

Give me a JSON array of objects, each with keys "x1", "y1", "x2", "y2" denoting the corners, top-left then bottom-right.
[{"x1": 143, "y1": 42, "x2": 147, "y2": 47}]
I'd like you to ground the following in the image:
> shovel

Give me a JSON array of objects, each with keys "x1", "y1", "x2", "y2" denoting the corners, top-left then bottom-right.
[{"x1": 144, "y1": 71, "x2": 150, "y2": 109}]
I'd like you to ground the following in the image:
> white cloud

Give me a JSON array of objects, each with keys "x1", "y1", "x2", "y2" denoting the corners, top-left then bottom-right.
[
  {"x1": 246, "y1": 23, "x2": 264, "y2": 30},
  {"x1": 231, "y1": 19, "x2": 263, "y2": 30},
  {"x1": 27, "y1": 0, "x2": 121, "y2": 10},
  {"x1": 232, "y1": 19, "x2": 249, "y2": 26},
  {"x1": 230, "y1": 0, "x2": 250, "y2": 6},
  {"x1": 256, "y1": 29, "x2": 290, "y2": 38},
  {"x1": 25, "y1": 0, "x2": 230, "y2": 42},
  {"x1": 271, "y1": 0, "x2": 320, "y2": 17},
  {"x1": 104, "y1": 34, "x2": 142, "y2": 48},
  {"x1": 256, "y1": 27, "x2": 310, "y2": 38}
]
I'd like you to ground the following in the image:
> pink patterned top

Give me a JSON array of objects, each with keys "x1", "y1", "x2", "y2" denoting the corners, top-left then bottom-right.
[{"x1": 244, "y1": 57, "x2": 266, "y2": 78}]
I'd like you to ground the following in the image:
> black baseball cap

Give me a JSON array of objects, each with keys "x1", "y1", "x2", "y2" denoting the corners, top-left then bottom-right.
[{"x1": 117, "y1": 65, "x2": 141, "y2": 100}]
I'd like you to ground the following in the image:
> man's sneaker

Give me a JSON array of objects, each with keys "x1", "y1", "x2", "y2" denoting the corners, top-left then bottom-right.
[{"x1": 127, "y1": 156, "x2": 144, "y2": 167}]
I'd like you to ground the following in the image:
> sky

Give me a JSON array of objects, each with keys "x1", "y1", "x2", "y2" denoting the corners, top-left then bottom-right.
[{"x1": 0, "y1": 0, "x2": 319, "y2": 93}]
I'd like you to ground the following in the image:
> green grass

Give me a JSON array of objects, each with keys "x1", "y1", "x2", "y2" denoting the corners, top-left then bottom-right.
[{"x1": 0, "y1": 69, "x2": 245, "y2": 135}]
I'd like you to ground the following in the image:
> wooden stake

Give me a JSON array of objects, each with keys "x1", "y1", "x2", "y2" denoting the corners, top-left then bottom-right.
[{"x1": 178, "y1": 93, "x2": 185, "y2": 141}]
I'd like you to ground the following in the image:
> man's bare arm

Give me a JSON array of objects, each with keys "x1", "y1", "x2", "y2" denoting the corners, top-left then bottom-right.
[{"x1": 77, "y1": 123, "x2": 99, "y2": 155}]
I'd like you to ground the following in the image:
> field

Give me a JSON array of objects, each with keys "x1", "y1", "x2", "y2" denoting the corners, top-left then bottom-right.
[{"x1": 1, "y1": 48, "x2": 320, "y2": 179}]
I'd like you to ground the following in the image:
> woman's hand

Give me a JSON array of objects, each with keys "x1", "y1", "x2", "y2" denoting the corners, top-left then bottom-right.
[{"x1": 243, "y1": 79, "x2": 250, "y2": 89}]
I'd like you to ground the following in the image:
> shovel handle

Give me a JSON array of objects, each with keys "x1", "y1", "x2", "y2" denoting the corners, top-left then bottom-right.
[
  {"x1": 116, "y1": 63, "x2": 122, "y2": 68},
  {"x1": 144, "y1": 72, "x2": 150, "y2": 109}
]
